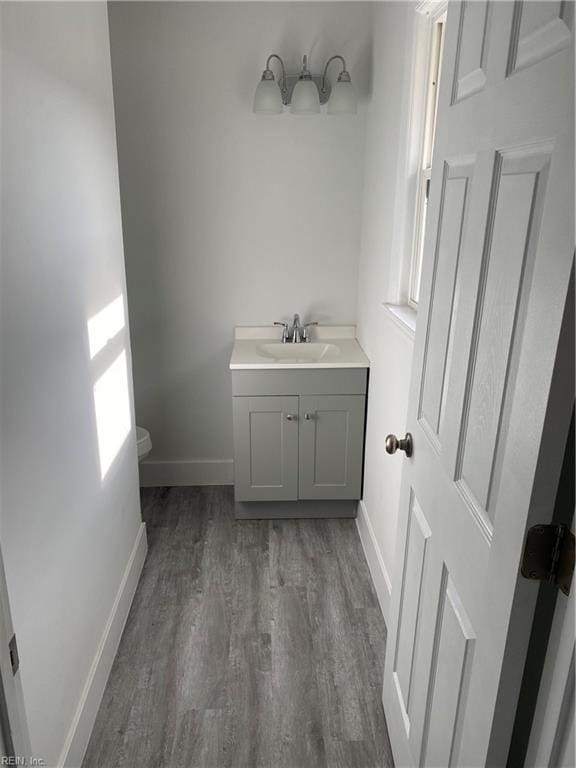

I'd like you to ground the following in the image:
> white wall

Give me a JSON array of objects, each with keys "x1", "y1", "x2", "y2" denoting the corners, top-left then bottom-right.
[
  {"x1": 355, "y1": 2, "x2": 418, "y2": 623},
  {"x1": 0, "y1": 4, "x2": 146, "y2": 765},
  {"x1": 108, "y1": 1, "x2": 373, "y2": 485}
]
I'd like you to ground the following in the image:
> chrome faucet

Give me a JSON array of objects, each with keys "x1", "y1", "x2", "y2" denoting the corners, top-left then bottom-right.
[
  {"x1": 274, "y1": 321, "x2": 290, "y2": 343},
  {"x1": 291, "y1": 314, "x2": 302, "y2": 343},
  {"x1": 274, "y1": 316, "x2": 318, "y2": 343},
  {"x1": 302, "y1": 321, "x2": 318, "y2": 342}
]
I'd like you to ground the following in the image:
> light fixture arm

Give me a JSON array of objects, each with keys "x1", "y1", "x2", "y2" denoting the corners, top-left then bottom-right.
[
  {"x1": 320, "y1": 55, "x2": 348, "y2": 94},
  {"x1": 264, "y1": 53, "x2": 288, "y2": 99}
]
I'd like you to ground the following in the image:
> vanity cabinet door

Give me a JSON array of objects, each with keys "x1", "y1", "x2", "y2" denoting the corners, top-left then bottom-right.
[
  {"x1": 298, "y1": 395, "x2": 365, "y2": 500},
  {"x1": 233, "y1": 396, "x2": 298, "y2": 501}
]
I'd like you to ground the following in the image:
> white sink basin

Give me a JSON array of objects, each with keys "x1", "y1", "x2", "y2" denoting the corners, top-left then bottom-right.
[
  {"x1": 256, "y1": 342, "x2": 339, "y2": 363},
  {"x1": 229, "y1": 327, "x2": 370, "y2": 370}
]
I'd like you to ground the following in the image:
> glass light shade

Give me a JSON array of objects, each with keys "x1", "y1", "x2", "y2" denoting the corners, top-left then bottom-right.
[
  {"x1": 253, "y1": 79, "x2": 283, "y2": 114},
  {"x1": 290, "y1": 79, "x2": 320, "y2": 115},
  {"x1": 327, "y1": 80, "x2": 357, "y2": 114}
]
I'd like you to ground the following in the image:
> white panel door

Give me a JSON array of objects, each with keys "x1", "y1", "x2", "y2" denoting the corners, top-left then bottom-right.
[{"x1": 382, "y1": 2, "x2": 574, "y2": 767}]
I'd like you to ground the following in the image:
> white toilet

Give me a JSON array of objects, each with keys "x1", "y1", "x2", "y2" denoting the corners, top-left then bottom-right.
[{"x1": 136, "y1": 426, "x2": 152, "y2": 462}]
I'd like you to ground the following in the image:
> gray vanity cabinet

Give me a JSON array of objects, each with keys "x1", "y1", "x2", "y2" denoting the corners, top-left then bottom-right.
[
  {"x1": 231, "y1": 369, "x2": 368, "y2": 516},
  {"x1": 298, "y1": 395, "x2": 365, "y2": 500},
  {"x1": 232, "y1": 395, "x2": 298, "y2": 501}
]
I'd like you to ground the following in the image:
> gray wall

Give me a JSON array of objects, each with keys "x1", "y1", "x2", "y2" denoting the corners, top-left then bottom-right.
[
  {"x1": 108, "y1": 2, "x2": 372, "y2": 483},
  {"x1": 356, "y1": 1, "x2": 417, "y2": 622},
  {"x1": 0, "y1": 3, "x2": 142, "y2": 763}
]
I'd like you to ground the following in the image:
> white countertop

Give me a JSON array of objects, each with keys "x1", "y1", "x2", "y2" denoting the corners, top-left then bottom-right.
[{"x1": 230, "y1": 326, "x2": 370, "y2": 370}]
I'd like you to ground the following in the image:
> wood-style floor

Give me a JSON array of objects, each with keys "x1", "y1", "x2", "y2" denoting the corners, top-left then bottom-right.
[{"x1": 83, "y1": 487, "x2": 394, "y2": 768}]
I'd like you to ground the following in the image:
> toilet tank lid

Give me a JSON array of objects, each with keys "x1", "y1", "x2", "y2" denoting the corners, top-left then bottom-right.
[{"x1": 136, "y1": 427, "x2": 150, "y2": 444}]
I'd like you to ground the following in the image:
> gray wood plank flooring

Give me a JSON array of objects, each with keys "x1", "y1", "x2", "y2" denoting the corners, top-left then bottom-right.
[{"x1": 83, "y1": 487, "x2": 394, "y2": 768}]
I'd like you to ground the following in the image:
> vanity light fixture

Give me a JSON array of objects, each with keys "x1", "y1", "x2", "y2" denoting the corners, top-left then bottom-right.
[
  {"x1": 252, "y1": 54, "x2": 287, "y2": 114},
  {"x1": 321, "y1": 55, "x2": 357, "y2": 115},
  {"x1": 290, "y1": 56, "x2": 320, "y2": 115},
  {"x1": 253, "y1": 53, "x2": 356, "y2": 115}
]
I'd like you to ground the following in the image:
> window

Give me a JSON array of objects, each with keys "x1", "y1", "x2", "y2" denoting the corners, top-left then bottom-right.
[{"x1": 408, "y1": 10, "x2": 446, "y2": 308}]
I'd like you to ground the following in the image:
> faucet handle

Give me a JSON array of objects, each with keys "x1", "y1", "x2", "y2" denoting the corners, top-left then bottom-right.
[
  {"x1": 302, "y1": 322, "x2": 318, "y2": 342},
  {"x1": 274, "y1": 321, "x2": 289, "y2": 343}
]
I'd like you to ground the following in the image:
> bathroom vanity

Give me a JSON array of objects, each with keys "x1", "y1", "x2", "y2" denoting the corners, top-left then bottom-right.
[{"x1": 230, "y1": 325, "x2": 369, "y2": 518}]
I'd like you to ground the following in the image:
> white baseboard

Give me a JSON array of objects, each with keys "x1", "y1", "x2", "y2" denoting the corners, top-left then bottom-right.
[
  {"x1": 59, "y1": 522, "x2": 147, "y2": 768},
  {"x1": 356, "y1": 499, "x2": 392, "y2": 625},
  {"x1": 139, "y1": 459, "x2": 234, "y2": 487}
]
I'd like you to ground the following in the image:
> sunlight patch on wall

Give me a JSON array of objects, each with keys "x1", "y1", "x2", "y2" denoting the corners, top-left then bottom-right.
[
  {"x1": 93, "y1": 350, "x2": 131, "y2": 480},
  {"x1": 88, "y1": 295, "x2": 125, "y2": 359}
]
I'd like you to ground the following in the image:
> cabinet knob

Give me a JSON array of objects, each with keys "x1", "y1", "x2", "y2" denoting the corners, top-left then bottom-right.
[
  {"x1": 304, "y1": 413, "x2": 314, "y2": 421},
  {"x1": 285, "y1": 414, "x2": 296, "y2": 421}
]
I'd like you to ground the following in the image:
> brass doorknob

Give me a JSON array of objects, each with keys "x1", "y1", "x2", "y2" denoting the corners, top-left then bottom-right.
[{"x1": 385, "y1": 432, "x2": 413, "y2": 457}]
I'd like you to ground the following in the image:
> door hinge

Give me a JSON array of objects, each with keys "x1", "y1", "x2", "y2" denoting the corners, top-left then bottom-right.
[
  {"x1": 521, "y1": 524, "x2": 575, "y2": 596},
  {"x1": 8, "y1": 634, "x2": 19, "y2": 675}
]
